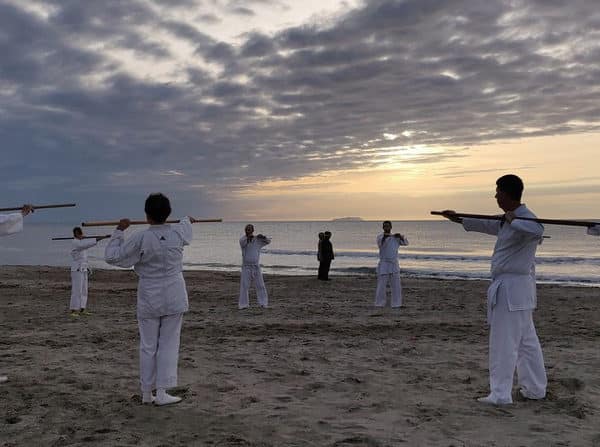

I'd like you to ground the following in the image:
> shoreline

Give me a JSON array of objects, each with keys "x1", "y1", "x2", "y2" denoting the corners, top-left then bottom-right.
[
  {"x1": 1, "y1": 264, "x2": 599, "y2": 288},
  {"x1": 1, "y1": 265, "x2": 599, "y2": 445}
]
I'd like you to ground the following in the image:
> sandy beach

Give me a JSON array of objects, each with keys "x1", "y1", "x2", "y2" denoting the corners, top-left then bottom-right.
[{"x1": 1, "y1": 266, "x2": 599, "y2": 446}]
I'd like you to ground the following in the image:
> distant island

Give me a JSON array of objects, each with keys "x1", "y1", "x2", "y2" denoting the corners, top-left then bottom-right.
[{"x1": 331, "y1": 217, "x2": 364, "y2": 222}]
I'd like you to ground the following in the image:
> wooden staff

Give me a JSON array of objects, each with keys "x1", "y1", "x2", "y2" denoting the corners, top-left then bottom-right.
[
  {"x1": 81, "y1": 218, "x2": 222, "y2": 227},
  {"x1": 431, "y1": 211, "x2": 598, "y2": 227},
  {"x1": 0, "y1": 203, "x2": 76, "y2": 212},
  {"x1": 51, "y1": 235, "x2": 111, "y2": 241}
]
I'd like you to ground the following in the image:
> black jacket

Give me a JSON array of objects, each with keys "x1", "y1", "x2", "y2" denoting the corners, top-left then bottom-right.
[{"x1": 320, "y1": 240, "x2": 335, "y2": 262}]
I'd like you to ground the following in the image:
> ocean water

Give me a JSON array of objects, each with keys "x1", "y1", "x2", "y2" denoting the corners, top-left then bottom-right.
[{"x1": 0, "y1": 221, "x2": 599, "y2": 287}]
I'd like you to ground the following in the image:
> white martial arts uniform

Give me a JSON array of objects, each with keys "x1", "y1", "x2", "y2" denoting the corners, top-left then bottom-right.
[
  {"x1": 239, "y1": 235, "x2": 270, "y2": 309},
  {"x1": 1, "y1": 213, "x2": 24, "y2": 383},
  {"x1": 0, "y1": 213, "x2": 23, "y2": 236},
  {"x1": 375, "y1": 233, "x2": 409, "y2": 308},
  {"x1": 463, "y1": 204, "x2": 547, "y2": 404},
  {"x1": 70, "y1": 239, "x2": 98, "y2": 310},
  {"x1": 104, "y1": 218, "x2": 192, "y2": 393},
  {"x1": 587, "y1": 225, "x2": 600, "y2": 236}
]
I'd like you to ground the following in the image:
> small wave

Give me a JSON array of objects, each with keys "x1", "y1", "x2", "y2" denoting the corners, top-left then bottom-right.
[{"x1": 261, "y1": 248, "x2": 600, "y2": 265}]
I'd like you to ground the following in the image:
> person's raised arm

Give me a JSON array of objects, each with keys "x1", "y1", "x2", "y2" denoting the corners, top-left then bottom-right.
[
  {"x1": 104, "y1": 219, "x2": 143, "y2": 268},
  {"x1": 505, "y1": 211, "x2": 544, "y2": 238},
  {"x1": 257, "y1": 234, "x2": 271, "y2": 246},
  {"x1": 395, "y1": 233, "x2": 409, "y2": 246},
  {"x1": 173, "y1": 216, "x2": 193, "y2": 245},
  {"x1": 73, "y1": 239, "x2": 98, "y2": 251}
]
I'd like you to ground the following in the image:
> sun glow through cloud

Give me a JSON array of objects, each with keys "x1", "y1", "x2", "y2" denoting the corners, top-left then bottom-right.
[{"x1": 1, "y1": 0, "x2": 599, "y2": 221}]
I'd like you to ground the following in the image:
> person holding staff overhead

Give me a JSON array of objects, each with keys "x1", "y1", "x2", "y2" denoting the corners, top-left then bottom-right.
[
  {"x1": 239, "y1": 224, "x2": 271, "y2": 309},
  {"x1": 375, "y1": 221, "x2": 408, "y2": 308},
  {"x1": 69, "y1": 227, "x2": 110, "y2": 317},
  {"x1": 441, "y1": 174, "x2": 547, "y2": 405},
  {"x1": 0, "y1": 204, "x2": 33, "y2": 384},
  {"x1": 104, "y1": 193, "x2": 197, "y2": 406},
  {"x1": 0, "y1": 204, "x2": 33, "y2": 236}
]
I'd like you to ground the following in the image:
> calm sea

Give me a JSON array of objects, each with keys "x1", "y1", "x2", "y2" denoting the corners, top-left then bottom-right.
[{"x1": 1, "y1": 221, "x2": 599, "y2": 287}]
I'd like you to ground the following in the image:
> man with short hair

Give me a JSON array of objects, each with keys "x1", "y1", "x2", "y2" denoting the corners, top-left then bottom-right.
[
  {"x1": 239, "y1": 224, "x2": 270, "y2": 309},
  {"x1": 442, "y1": 174, "x2": 547, "y2": 405},
  {"x1": 375, "y1": 221, "x2": 408, "y2": 308},
  {"x1": 0, "y1": 204, "x2": 33, "y2": 384},
  {"x1": 69, "y1": 227, "x2": 109, "y2": 317},
  {"x1": 105, "y1": 193, "x2": 196, "y2": 406}
]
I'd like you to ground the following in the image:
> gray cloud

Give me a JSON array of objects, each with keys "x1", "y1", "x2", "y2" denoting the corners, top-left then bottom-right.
[{"x1": 2, "y1": 0, "x2": 600, "y2": 218}]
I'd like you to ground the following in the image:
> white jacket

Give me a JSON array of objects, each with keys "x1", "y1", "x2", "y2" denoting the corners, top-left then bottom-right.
[
  {"x1": 104, "y1": 218, "x2": 193, "y2": 319},
  {"x1": 71, "y1": 239, "x2": 97, "y2": 272},
  {"x1": 240, "y1": 235, "x2": 270, "y2": 266},
  {"x1": 376, "y1": 233, "x2": 408, "y2": 275},
  {"x1": 0, "y1": 213, "x2": 23, "y2": 236},
  {"x1": 462, "y1": 204, "x2": 543, "y2": 320}
]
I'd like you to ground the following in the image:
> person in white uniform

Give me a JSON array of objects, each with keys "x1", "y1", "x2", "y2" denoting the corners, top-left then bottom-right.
[
  {"x1": 375, "y1": 221, "x2": 409, "y2": 308},
  {"x1": 587, "y1": 224, "x2": 600, "y2": 236},
  {"x1": 69, "y1": 227, "x2": 109, "y2": 317},
  {"x1": 0, "y1": 204, "x2": 33, "y2": 384},
  {"x1": 442, "y1": 174, "x2": 547, "y2": 405},
  {"x1": 105, "y1": 193, "x2": 196, "y2": 406},
  {"x1": 239, "y1": 224, "x2": 271, "y2": 309}
]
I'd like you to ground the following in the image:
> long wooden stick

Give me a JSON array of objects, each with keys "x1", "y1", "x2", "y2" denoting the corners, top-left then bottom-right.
[
  {"x1": 0, "y1": 203, "x2": 76, "y2": 212},
  {"x1": 81, "y1": 218, "x2": 222, "y2": 227},
  {"x1": 51, "y1": 235, "x2": 111, "y2": 241},
  {"x1": 431, "y1": 211, "x2": 598, "y2": 227}
]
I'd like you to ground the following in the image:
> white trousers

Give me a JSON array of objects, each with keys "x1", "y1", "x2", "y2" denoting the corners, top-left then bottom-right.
[
  {"x1": 138, "y1": 313, "x2": 183, "y2": 392},
  {"x1": 239, "y1": 265, "x2": 268, "y2": 308},
  {"x1": 70, "y1": 270, "x2": 89, "y2": 310},
  {"x1": 487, "y1": 291, "x2": 547, "y2": 404},
  {"x1": 374, "y1": 273, "x2": 402, "y2": 307}
]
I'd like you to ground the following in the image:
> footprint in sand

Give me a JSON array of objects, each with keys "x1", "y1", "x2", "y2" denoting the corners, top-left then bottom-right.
[{"x1": 331, "y1": 435, "x2": 381, "y2": 447}]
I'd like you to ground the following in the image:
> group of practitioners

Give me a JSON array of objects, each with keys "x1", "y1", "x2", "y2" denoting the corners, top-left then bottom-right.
[{"x1": 1, "y1": 175, "x2": 599, "y2": 408}]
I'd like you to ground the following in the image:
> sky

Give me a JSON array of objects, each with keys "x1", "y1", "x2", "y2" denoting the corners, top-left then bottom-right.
[{"x1": 2, "y1": 0, "x2": 600, "y2": 222}]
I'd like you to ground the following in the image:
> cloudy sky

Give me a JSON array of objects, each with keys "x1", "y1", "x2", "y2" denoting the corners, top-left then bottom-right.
[{"x1": 2, "y1": 0, "x2": 600, "y2": 221}]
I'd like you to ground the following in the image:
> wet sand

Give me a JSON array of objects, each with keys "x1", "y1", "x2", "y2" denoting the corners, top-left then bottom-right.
[{"x1": 1, "y1": 266, "x2": 599, "y2": 446}]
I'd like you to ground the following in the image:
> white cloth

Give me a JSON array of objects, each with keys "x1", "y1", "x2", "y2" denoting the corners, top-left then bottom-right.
[
  {"x1": 70, "y1": 270, "x2": 89, "y2": 310},
  {"x1": 462, "y1": 204, "x2": 546, "y2": 403},
  {"x1": 588, "y1": 224, "x2": 600, "y2": 236},
  {"x1": 71, "y1": 239, "x2": 97, "y2": 272},
  {"x1": 376, "y1": 233, "x2": 408, "y2": 275},
  {"x1": 104, "y1": 218, "x2": 191, "y2": 393},
  {"x1": 0, "y1": 213, "x2": 23, "y2": 236},
  {"x1": 462, "y1": 204, "x2": 543, "y2": 315},
  {"x1": 240, "y1": 235, "x2": 270, "y2": 265},
  {"x1": 238, "y1": 235, "x2": 270, "y2": 308},
  {"x1": 487, "y1": 289, "x2": 547, "y2": 404},
  {"x1": 138, "y1": 313, "x2": 183, "y2": 392},
  {"x1": 374, "y1": 233, "x2": 408, "y2": 307},
  {"x1": 375, "y1": 272, "x2": 402, "y2": 307},
  {"x1": 70, "y1": 239, "x2": 98, "y2": 310},
  {"x1": 104, "y1": 218, "x2": 192, "y2": 319},
  {"x1": 239, "y1": 265, "x2": 268, "y2": 308}
]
